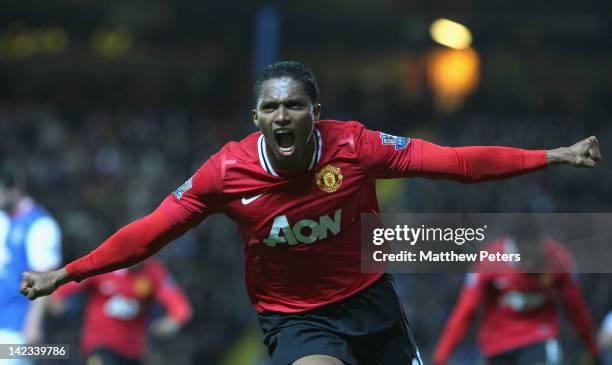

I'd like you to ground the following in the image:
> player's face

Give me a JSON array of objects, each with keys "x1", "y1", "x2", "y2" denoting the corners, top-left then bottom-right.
[{"x1": 253, "y1": 77, "x2": 321, "y2": 171}]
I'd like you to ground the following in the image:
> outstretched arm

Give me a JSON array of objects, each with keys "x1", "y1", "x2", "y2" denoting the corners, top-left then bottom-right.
[
  {"x1": 20, "y1": 206, "x2": 188, "y2": 300},
  {"x1": 20, "y1": 149, "x2": 224, "y2": 301},
  {"x1": 354, "y1": 121, "x2": 601, "y2": 180},
  {"x1": 415, "y1": 136, "x2": 601, "y2": 183}
]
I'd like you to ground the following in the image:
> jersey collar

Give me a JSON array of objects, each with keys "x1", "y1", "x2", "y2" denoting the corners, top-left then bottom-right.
[{"x1": 258, "y1": 128, "x2": 322, "y2": 177}]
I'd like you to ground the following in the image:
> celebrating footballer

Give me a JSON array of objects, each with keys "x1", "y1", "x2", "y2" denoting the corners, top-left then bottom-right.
[{"x1": 20, "y1": 61, "x2": 601, "y2": 365}]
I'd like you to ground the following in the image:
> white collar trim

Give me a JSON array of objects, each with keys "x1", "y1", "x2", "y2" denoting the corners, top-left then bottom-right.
[{"x1": 258, "y1": 128, "x2": 322, "y2": 176}]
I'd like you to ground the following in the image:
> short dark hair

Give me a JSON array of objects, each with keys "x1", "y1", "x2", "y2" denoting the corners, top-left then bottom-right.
[
  {"x1": 0, "y1": 161, "x2": 26, "y2": 190},
  {"x1": 253, "y1": 61, "x2": 320, "y2": 104}
]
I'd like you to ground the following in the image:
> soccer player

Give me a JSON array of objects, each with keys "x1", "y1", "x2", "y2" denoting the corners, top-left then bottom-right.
[
  {"x1": 49, "y1": 258, "x2": 192, "y2": 365},
  {"x1": 432, "y1": 228, "x2": 600, "y2": 365},
  {"x1": 0, "y1": 163, "x2": 62, "y2": 364},
  {"x1": 19, "y1": 61, "x2": 601, "y2": 365}
]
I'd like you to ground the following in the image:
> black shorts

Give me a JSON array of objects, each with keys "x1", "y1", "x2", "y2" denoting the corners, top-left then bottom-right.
[
  {"x1": 257, "y1": 274, "x2": 422, "y2": 365},
  {"x1": 488, "y1": 340, "x2": 562, "y2": 365}
]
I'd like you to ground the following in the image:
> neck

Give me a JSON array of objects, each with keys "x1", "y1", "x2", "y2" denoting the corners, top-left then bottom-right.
[{"x1": 266, "y1": 135, "x2": 316, "y2": 175}]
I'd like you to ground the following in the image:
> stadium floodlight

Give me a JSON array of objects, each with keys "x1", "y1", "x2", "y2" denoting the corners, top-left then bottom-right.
[{"x1": 430, "y1": 18, "x2": 473, "y2": 50}]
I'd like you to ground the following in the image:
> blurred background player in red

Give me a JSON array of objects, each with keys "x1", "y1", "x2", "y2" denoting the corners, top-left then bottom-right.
[
  {"x1": 49, "y1": 258, "x2": 192, "y2": 365},
  {"x1": 432, "y1": 221, "x2": 600, "y2": 365}
]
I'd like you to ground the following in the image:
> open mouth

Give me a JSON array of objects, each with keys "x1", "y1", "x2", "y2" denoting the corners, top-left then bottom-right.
[{"x1": 274, "y1": 129, "x2": 295, "y2": 155}]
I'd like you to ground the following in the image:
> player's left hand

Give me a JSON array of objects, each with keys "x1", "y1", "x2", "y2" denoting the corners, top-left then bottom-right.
[
  {"x1": 150, "y1": 316, "x2": 181, "y2": 338},
  {"x1": 564, "y1": 136, "x2": 601, "y2": 167}
]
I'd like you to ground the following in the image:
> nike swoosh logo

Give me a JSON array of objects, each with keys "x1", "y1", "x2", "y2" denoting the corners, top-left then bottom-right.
[{"x1": 241, "y1": 194, "x2": 263, "y2": 205}]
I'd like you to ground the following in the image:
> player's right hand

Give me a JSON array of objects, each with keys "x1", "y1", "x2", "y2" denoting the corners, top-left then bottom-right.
[{"x1": 20, "y1": 270, "x2": 64, "y2": 300}]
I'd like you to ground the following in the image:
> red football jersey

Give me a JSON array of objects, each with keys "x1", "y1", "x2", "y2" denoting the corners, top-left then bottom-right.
[
  {"x1": 161, "y1": 120, "x2": 425, "y2": 313},
  {"x1": 52, "y1": 260, "x2": 191, "y2": 359},
  {"x1": 65, "y1": 119, "x2": 547, "y2": 314},
  {"x1": 161, "y1": 120, "x2": 547, "y2": 314},
  {"x1": 433, "y1": 238, "x2": 597, "y2": 363}
]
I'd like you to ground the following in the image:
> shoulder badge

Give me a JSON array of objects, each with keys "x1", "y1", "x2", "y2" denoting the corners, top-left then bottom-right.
[
  {"x1": 380, "y1": 132, "x2": 409, "y2": 150},
  {"x1": 174, "y1": 177, "x2": 193, "y2": 200}
]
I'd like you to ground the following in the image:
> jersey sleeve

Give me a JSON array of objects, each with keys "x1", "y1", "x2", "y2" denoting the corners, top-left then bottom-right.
[
  {"x1": 351, "y1": 121, "x2": 421, "y2": 179},
  {"x1": 352, "y1": 121, "x2": 548, "y2": 182},
  {"x1": 64, "y1": 150, "x2": 230, "y2": 282},
  {"x1": 65, "y1": 206, "x2": 187, "y2": 282},
  {"x1": 25, "y1": 216, "x2": 62, "y2": 271},
  {"x1": 161, "y1": 151, "x2": 225, "y2": 228}
]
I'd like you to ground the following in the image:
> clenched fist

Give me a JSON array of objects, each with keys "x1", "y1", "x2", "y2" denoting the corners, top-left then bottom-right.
[
  {"x1": 20, "y1": 268, "x2": 69, "y2": 300},
  {"x1": 548, "y1": 136, "x2": 602, "y2": 167}
]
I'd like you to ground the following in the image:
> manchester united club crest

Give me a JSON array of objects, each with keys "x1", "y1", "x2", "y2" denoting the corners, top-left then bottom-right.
[{"x1": 315, "y1": 164, "x2": 343, "y2": 193}]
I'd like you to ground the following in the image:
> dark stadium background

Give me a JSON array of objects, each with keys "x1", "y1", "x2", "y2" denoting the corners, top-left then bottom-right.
[{"x1": 1, "y1": 1, "x2": 611, "y2": 364}]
